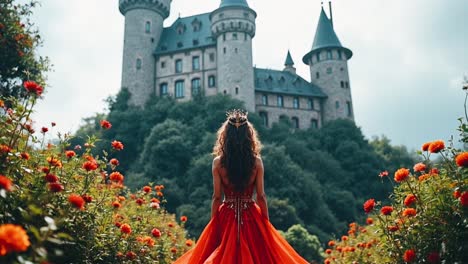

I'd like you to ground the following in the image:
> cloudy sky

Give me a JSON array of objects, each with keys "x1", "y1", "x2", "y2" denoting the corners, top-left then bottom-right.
[{"x1": 30, "y1": 0, "x2": 467, "y2": 150}]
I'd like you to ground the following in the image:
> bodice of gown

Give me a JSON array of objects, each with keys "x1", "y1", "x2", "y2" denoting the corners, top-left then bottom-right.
[{"x1": 222, "y1": 181, "x2": 255, "y2": 200}]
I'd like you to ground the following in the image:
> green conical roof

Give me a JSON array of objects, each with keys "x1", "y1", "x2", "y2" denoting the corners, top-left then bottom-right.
[
  {"x1": 285, "y1": 50, "x2": 294, "y2": 66},
  {"x1": 303, "y1": 8, "x2": 352, "y2": 64},
  {"x1": 220, "y1": 0, "x2": 249, "y2": 8}
]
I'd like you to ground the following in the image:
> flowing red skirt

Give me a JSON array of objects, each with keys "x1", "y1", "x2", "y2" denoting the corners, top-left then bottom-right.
[{"x1": 173, "y1": 202, "x2": 309, "y2": 264}]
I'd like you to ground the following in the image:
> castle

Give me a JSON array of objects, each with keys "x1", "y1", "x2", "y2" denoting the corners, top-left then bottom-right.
[{"x1": 119, "y1": 0, "x2": 354, "y2": 129}]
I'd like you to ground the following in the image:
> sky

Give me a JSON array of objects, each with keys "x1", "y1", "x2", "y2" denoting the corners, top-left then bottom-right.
[{"x1": 29, "y1": 0, "x2": 468, "y2": 151}]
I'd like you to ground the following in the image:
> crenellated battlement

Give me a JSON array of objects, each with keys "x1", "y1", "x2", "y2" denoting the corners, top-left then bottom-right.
[{"x1": 119, "y1": 0, "x2": 171, "y2": 18}]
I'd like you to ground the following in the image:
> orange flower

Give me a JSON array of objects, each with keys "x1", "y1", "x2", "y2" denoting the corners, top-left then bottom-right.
[
  {"x1": 82, "y1": 160, "x2": 98, "y2": 171},
  {"x1": 142, "y1": 186, "x2": 152, "y2": 193},
  {"x1": 453, "y1": 190, "x2": 461, "y2": 199},
  {"x1": 20, "y1": 152, "x2": 30, "y2": 160},
  {"x1": 0, "y1": 145, "x2": 11, "y2": 153},
  {"x1": 413, "y1": 163, "x2": 426, "y2": 172},
  {"x1": 152, "y1": 228, "x2": 162, "y2": 238},
  {"x1": 403, "y1": 249, "x2": 416, "y2": 262},
  {"x1": 151, "y1": 198, "x2": 160, "y2": 203},
  {"x1": 0, "y1": 175, "x2": 13, "y2": 191},
  {"x1": 118, "y1": 196, "x2": 126, "y2": 201},
  {"x1": 380, "y1": 206, "x2": 393, "y2": 215},
  {"x1": 341, "y1": 235, "x2": 348, "y2": 241},
  {"x1": 460, "y1": 192, "x2": 468, "y2": 207},
  {"x1": 45, "y1": 174, "x2": 59, "y2": 183},
  {"x1": 418, "y1": 174, "x2": 431, "y2": 182},
  {"x1": 428, "y1": 140, "x2": 444, "y2": 153},
  {"x1": 110, "y1": 158, "x2": 119, "y2": 166},
  {"x1": 109, "y1": 172, "x2": 124, "y2": 182},
  {"x1": 48, "y1": 183, "x2": 64, "y2": 192},
  {"x1": 0, "y1": 99, "x2": 4, "y2": 108},
  {"x1": 111, "y1": 140, "x2": 124, "y2": 151},
  {"x1": 100, "y1": 120, "x2": 112, "y2": 129},
  {"x1": 65, "y1": 150, "x2": 76, "y2": 158},
  {"x1": 422, "y1": 142, "x2": 431, "y2": 151},
  {"x1": 402, "y1": 208, "x2": 417, "y2": 217},
  {"x1": 404, "y1": 194, "x2": 417, "y2": 207},
  {"x1": 186, "y1": 239, "x2": 194, "y2": 247},
  {"x1": 112, "y1": 201, "x2": 122, "y2": 208},
  {"x1": 324, "y1": 259, "x2": 331, "y2": 264},
  {"x1": 0, "y1": 224, "x2": 30, "y2": 256},
  {"x1": 366, "y1": 218, "x2": 373, "y2": 225},
  {"x1": 328, "y1": 240, "x2": 336, "y2": 247},
  {"x1": 69, "y1": 194, "x2": 85, "y2": 210},
  {"x1": 430, "y1": 168, "x2": 439, "y2": 175},
  {"x1": 168, "y1": 222, "x2": 175, "y2": 228},
  {"x1": 394, "y1": 168, "x2": 410, "y2": 182},
  {"x1": 157, "y1": 191, "x2": 163, "y2": 196},
  {"x1": 325, "y1": 249, "x2": 332, "y2": 254},
  {"x1": 47, "y1": 156, "x2": 62, "y2": 168},
  {"x1": 180, "y1": 216, "x2": 188, "y2": 222},
  {"x1": 455, "y1": 152, "x2": 468, "y2": 167},
  {"x1": 363, "y1": 199, "x2": 375, "y2": 213},
  {"x1": 120, "y1": 224, "x2": 132, "y2": 234}
]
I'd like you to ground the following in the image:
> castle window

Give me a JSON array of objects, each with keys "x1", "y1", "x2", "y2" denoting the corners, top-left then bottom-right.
[
  {"x1": 223, "y1": 47, "x2": 226, "y2": 54},
  {"x1": 177, "y1": 42, "x2": 183, "y2": 48},
  {"x1": 311, "y1": 119, "x2": 318, "y2": 129},
  {"x1": 221, "y1": 23, "x2": 225, "y2": 30},
  {"x1": 238, "y1": 22, "x2": 242, "y2": 29},
  {"x1": 191, "y1": 78, "x2": 201, "y2": 95},
  {"x1": 335, "y1": 101, "x2": 340, "y2": 109},
  {"x1": 193, "y1": 39, "x2": 199, "y2": 46},
  {"x1": 136, "y1": 58, "x2": 142, "y2": 70},
  {"x1": 230, "y1": 22, "x2": 234, "y2": 28},
  {"x1": 308, "y1": 98, "x2": 314, "y2": 110},
  {"x1": 223, "y1": 90, "x2": 227, "y2": 95},
  {"x1": 316, "y1": 72, "x2": 320, "y2": 79},
  {"x1": 338, "y1": 50, "x2": 343, "y2": 60},
  {"x1": 340, "y1": 67, "x2": 344, "y2": 71},
  {"x1": 161, "y1": 61, "x2": 166, "y2": 68},
  {"x1": 209, "y1": 53, "x2": 215, "y2": 62},
  {"x1": 293, "y1": 97, "x2": 299, "y2": 109},
  {"x1": 160, "y1": 83, "x2": 168, "y2": 96},
  {"x1": 259, "y1": 112, "x2": 268, "y2": 127},
  {"x1": 177, "y1": 23, "x2": 186, "y2": 35},
  {"x1": 151, "y1": 38, "x2": 154, "y2": 43},
  {"x1": 327, "y1": 67, "x2": 332, "y2": 74},
  {"x1": 232, "y1": 33, "x2": 238, "y2": 40},
  {"x1": 175, "y1": 80, "x2": 184, "y2": 98},
  {"x1": 277, "y1": 95, "x2": 284, "y2": 107},
  {"x1": 192, "y1": 19, "x2": 201, "y2": 32},
  {"x1": 192, "y1": 56, "x2": 200, "y2": 70},
  {"x1": 346, "y1": 101, "x2": 352, "y2": 117},
  {"x1": 262, "y1": 94, "x2": 268, "y2": 105},
  {"x1": 327, "y1": 50, "x2": 332, "y2": 60},
  {"x1": 292, "y1": 117, "x2": 299, "y2": 129},
  {"x1": 145, "y1": 21, "x2": 151, "y2": 33},
  {"x1": 223, "y1": 33, "x2": 226, "y2": 41},
  {"x1": 175, "y1": 59, "x2": 183, "y2": 73},
  {"x1": 208, "y1": 75, "x2": 216, "y2": 87},
  {"x1": 340, "y1": 81, "x2": 344, "y2": 88},
  {"x1": 235, "y1": 87, "x2": 239, "y2": 95},
  {"x1": 316, "y1": 52, "x2": 320, "y2": 62},
  {"x1": 345, "y1": 82, "x2": 349, "y2": 88}
]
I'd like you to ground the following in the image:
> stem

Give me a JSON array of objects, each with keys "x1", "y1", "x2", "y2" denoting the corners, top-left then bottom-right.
[{"x1": 464, "y1": 92, "x2": 468, "y2": 123}]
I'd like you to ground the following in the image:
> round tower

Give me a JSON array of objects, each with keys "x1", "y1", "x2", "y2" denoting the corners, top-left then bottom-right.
[
  {"x1": 210, "y1": 0, "x2": 257, "y2": 112},
  {"x1": 303, "y1": 7, "x2": 354, "y2": 123},
  {"x1": 119, "y1": 0, "x2": 171, "y2": 106}
]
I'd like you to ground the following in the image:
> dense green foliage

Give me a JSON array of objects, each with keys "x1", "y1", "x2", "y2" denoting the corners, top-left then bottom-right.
[{"x1": 73, "y1": 90, "x2": 415, "y2": 249}]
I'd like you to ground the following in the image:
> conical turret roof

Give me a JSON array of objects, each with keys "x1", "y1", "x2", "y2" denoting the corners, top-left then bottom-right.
[
  {"x1": 220, "y1": 0, "x2": 249, "y2": 8},
  {"x1": 285, "y1": 50, "x2": 294, "y2": 66}
]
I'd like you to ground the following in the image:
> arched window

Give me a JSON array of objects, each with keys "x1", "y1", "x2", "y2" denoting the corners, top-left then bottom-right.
[
  {"x1": 291, "y1": 117, "x2": 299, "y2": 129},
  {"x1": 338, "y1": 50, "x2": 343, "y2": 60},
  {"x1": 308, "y1": 98, "x2": 314, "y2": 110},
  {"x1": 346, "y1": 101, "x2": 353, "y2": 117},
  {"x1": 145, "y1": 21, "x2": 151, "y2": 33},
  {"x1": 191, "y1": 78, "x2": 201, "y2": 95},
  {"x1": 235, "y1": 87, "x2": 239, "y2": 95},
  {"x1": 175, "y1": 80, "x2": 184, "y2": 98},
  {"x1": 341, "y1": 81, "x2": 345, "y2": 88},
  {"x1": 316, "y1": 52, "x2": 320, "y2": 62},
  {"x1": 335, "y1": 100, "x2": 340, "y2": 109},
  {"x1": 259, "y1": 112, "x2": 268, "y2": 127},
  {"x1": 261, "y1": 94, "x2": 268, "y2": 105},
  {"x1": 208, "y1": 75, "x2": 216, "y2": 87},
  {"x1": 327, "y1": 50, "x2": 332, "y2": 60},
  {"x1": 293, "y1": 97, "x2": 299, "y2": 109},
  {"x1": 136, "y1": 58, "x2": 142, "y2": 70},
  {"x1": 277, "y1": 95, "x2": 283, "y2": 107},
  {"x1": 175, "y1": 59, "x2": 183, "y2": 73},
  {"x1": 316, "y1": 72, "x2": 320, "y2": 79},
  {"x1": 159, "y1": 83, "x2": 168, "y2": 96},
  {"x1": 192, "y1": 56, "x2": 200, "y2": 70},
  {"x1": 223, "y1": 90, "x2": 227, "y2": 95},
  {"x1": 311, "y1": 119, "x2": 318, "y2": 129}
]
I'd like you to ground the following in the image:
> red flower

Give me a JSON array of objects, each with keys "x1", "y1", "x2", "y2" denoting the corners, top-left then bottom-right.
[
  {"x1": 430, "y1": 168, "x2": 439, "y2": 175},
  {"x1": 328, "y1": 241, "x2": 335, "y2": 247},
  {"x1": 455, "y1": 152, "x2": 468, "y2": 167},
  {"x1": 23, "y1": 81, "x2": 43, "y2": 96},
  {"x1": 363, "y1": 199, "x2": 375, "y2": 213},
  {"x1": 44, "y1": 174, "x2": 58, "y2": 183},
  {"x1": 341, "y1": 235, "x2": 348, "y2": 241},
  {"x1": 41, "y1": 127, "x2": 48, "y2": 133},
  {"x1": 65, "y1": 150, "x2": 76, "y2": 158},
  {"x1": 428, "y1": 140, "x2": 445, "y2": 153},
  {"x1": 170, "y1": 247, "x2": 177, "y2": 253},
  {"x1": 366, "y1": 217, "x2": 373, "y2": 225},
  {"x1": 453, "y1": 190, "x2": 461, "y2": 199},
  {"x1": 402, "y1": 208, "x2": 417, "y2": 217},
  {"x1": 41, "y1": 167, "x2": 50, "y2": 174},
  {"x1": 20, "y1": 152, "x2": 30, "y2": 160},
  {"x1": 110, "y1": 158, "x2": 119, "y2": 166},
  {"x1": 142, "y1": 186, "x2": 151, "y2": 193},
  {"x1": 0, "y1": 175, "x2": 13, "y2": 191},
  {"x1": 48, "y1": 183, "x2": 64, "y2": 192},
  {"x1": 151, "y1": 228, "x2": 162, "y2": 238},
  {"x1": 82, "y1": 160, "x2": 98, "y2": 171},
  {"x1": 82, "y1": 194, "x2": 92, "y2": 203},
  {"x1": 180, "y1": 215, "x2": 188, "y2": 222},
  {"x1": 381, "y1": 206, "x2": 394, "y2": 215},
  {"x1": 125, "y1": 251, "x2": 136, "y2": 260},
  {"x1": 69, "y1": 194, "x2": 85, "y2": 210},
  {"x1": 109, "y1": 172, "x2": 124, "y2": 182},
  {"x1": 325, "y1": 249, "x2": 332, "y2": 254},
  {"x1": 120, "y1": 224, "x2": 131, "y2": 234},
  {"x1": 422, "y1": 142, "x2": 431, "y2": 151},
  {"x1": 136, "y1": 198, "x2": 144, "y2": 206},
  {"x1": 460, "y1": 192, "x2": 468, "y2": 207},
  {"x1": 185, "y1": 239, "x2": 194, "y2": 247},
  {"x1": 47, "y1": 157, "x2": 62, "y2": 168},
  {"x1": 0, "y1": 224, "x2": 31, "y2": 256},
  {"x1": 168, "y1": 222, "x2": 175, "y2": 228},
  {"x1": 111, "y1": 140, "x2": 124, "y2": 151},
  {"x1": 427, "y1": 252, "x2": 440, "y2": 263},
  {"x1": 51, "y1": 122, "x2": 56, "y2": 127},
  {"x1": 403, "y1": 249, "x2": 416, "y2": 262},
  {"x1": 404, "y1": 194, "x2": 417, "y2": 207},
  {"x1": 112, "y1": 201, "x2": 121, "y2": 208},
  {"x1": 388, "y1": 225, "x2": 399, "y2": 232},
  {"x1": 378, "y1": 171, "x2": 389, "y2": 178},
  {"x1": 413, "y1": 163, "x2": 426, "y2": 172},
  {"x1": 394, "y1": 168, "x2": 410, "y2": 182},
  {"x1": 0, "y1": 145, "x2": 12, "y2": 153},
  {"x1": 100, "y1": 120, "x2": 112, "y2": 129}
]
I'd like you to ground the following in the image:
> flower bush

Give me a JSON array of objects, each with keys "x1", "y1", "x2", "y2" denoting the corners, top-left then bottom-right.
[
  {"x1": 323, "y1": 136, "x2": 468, "y2": 263},
  {"x1": 0, "y1": 85, "x2": 192, "y2": 263}
]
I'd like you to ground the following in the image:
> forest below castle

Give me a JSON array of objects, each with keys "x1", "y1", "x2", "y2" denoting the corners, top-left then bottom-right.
[{"x1": 72, "y1": 89, "x2": 415, "y2": 243}]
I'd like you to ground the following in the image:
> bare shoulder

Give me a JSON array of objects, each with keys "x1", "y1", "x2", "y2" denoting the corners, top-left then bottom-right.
[
  {"x1": 212, "y1": 156, "x2": 221, "y2": 168},
  {"x1": 255, "y1": 156, "x2": 263, "y2": 167}
]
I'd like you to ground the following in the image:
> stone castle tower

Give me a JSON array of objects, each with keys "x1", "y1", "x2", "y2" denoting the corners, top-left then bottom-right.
[{"x1": 119, "y1": 0, "x2": 354, "y2": 128}]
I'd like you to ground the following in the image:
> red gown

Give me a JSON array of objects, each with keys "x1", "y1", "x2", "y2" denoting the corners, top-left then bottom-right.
[{"x1": 173, "y1": 181, "x2": 309, "y2": 264}]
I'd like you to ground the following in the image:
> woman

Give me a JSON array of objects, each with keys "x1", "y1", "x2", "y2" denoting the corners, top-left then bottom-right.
[{"x1": 173, "y1": 109, "x2": 309, "y2": 264}]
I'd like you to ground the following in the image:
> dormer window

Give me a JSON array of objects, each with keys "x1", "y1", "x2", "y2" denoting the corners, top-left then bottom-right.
[
  {"x1": 279, "y1": 76, "x2": 285, "y2": 83},
  {"x1": 192, "y1": 18, "x2": 202, "y2": 32},
  {"x1": 193, "y1": 39, "x2": 199, "y2": 46},
  {"x1": 176, "y1": 23, "x2": 186, "y2": 35},
  {"x1": 177, "y1": 42, "x2": 183, "y2": 48}
]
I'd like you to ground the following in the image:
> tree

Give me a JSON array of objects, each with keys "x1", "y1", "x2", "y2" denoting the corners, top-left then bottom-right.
[{"x1": 284, "y1": 224, "x2": 325, "y2": 263}]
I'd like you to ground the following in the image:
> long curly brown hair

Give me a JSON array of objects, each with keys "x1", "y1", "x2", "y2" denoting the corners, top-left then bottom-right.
[{"x1": 212, "y1": 113, "x2": 262, "y2": 192}]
